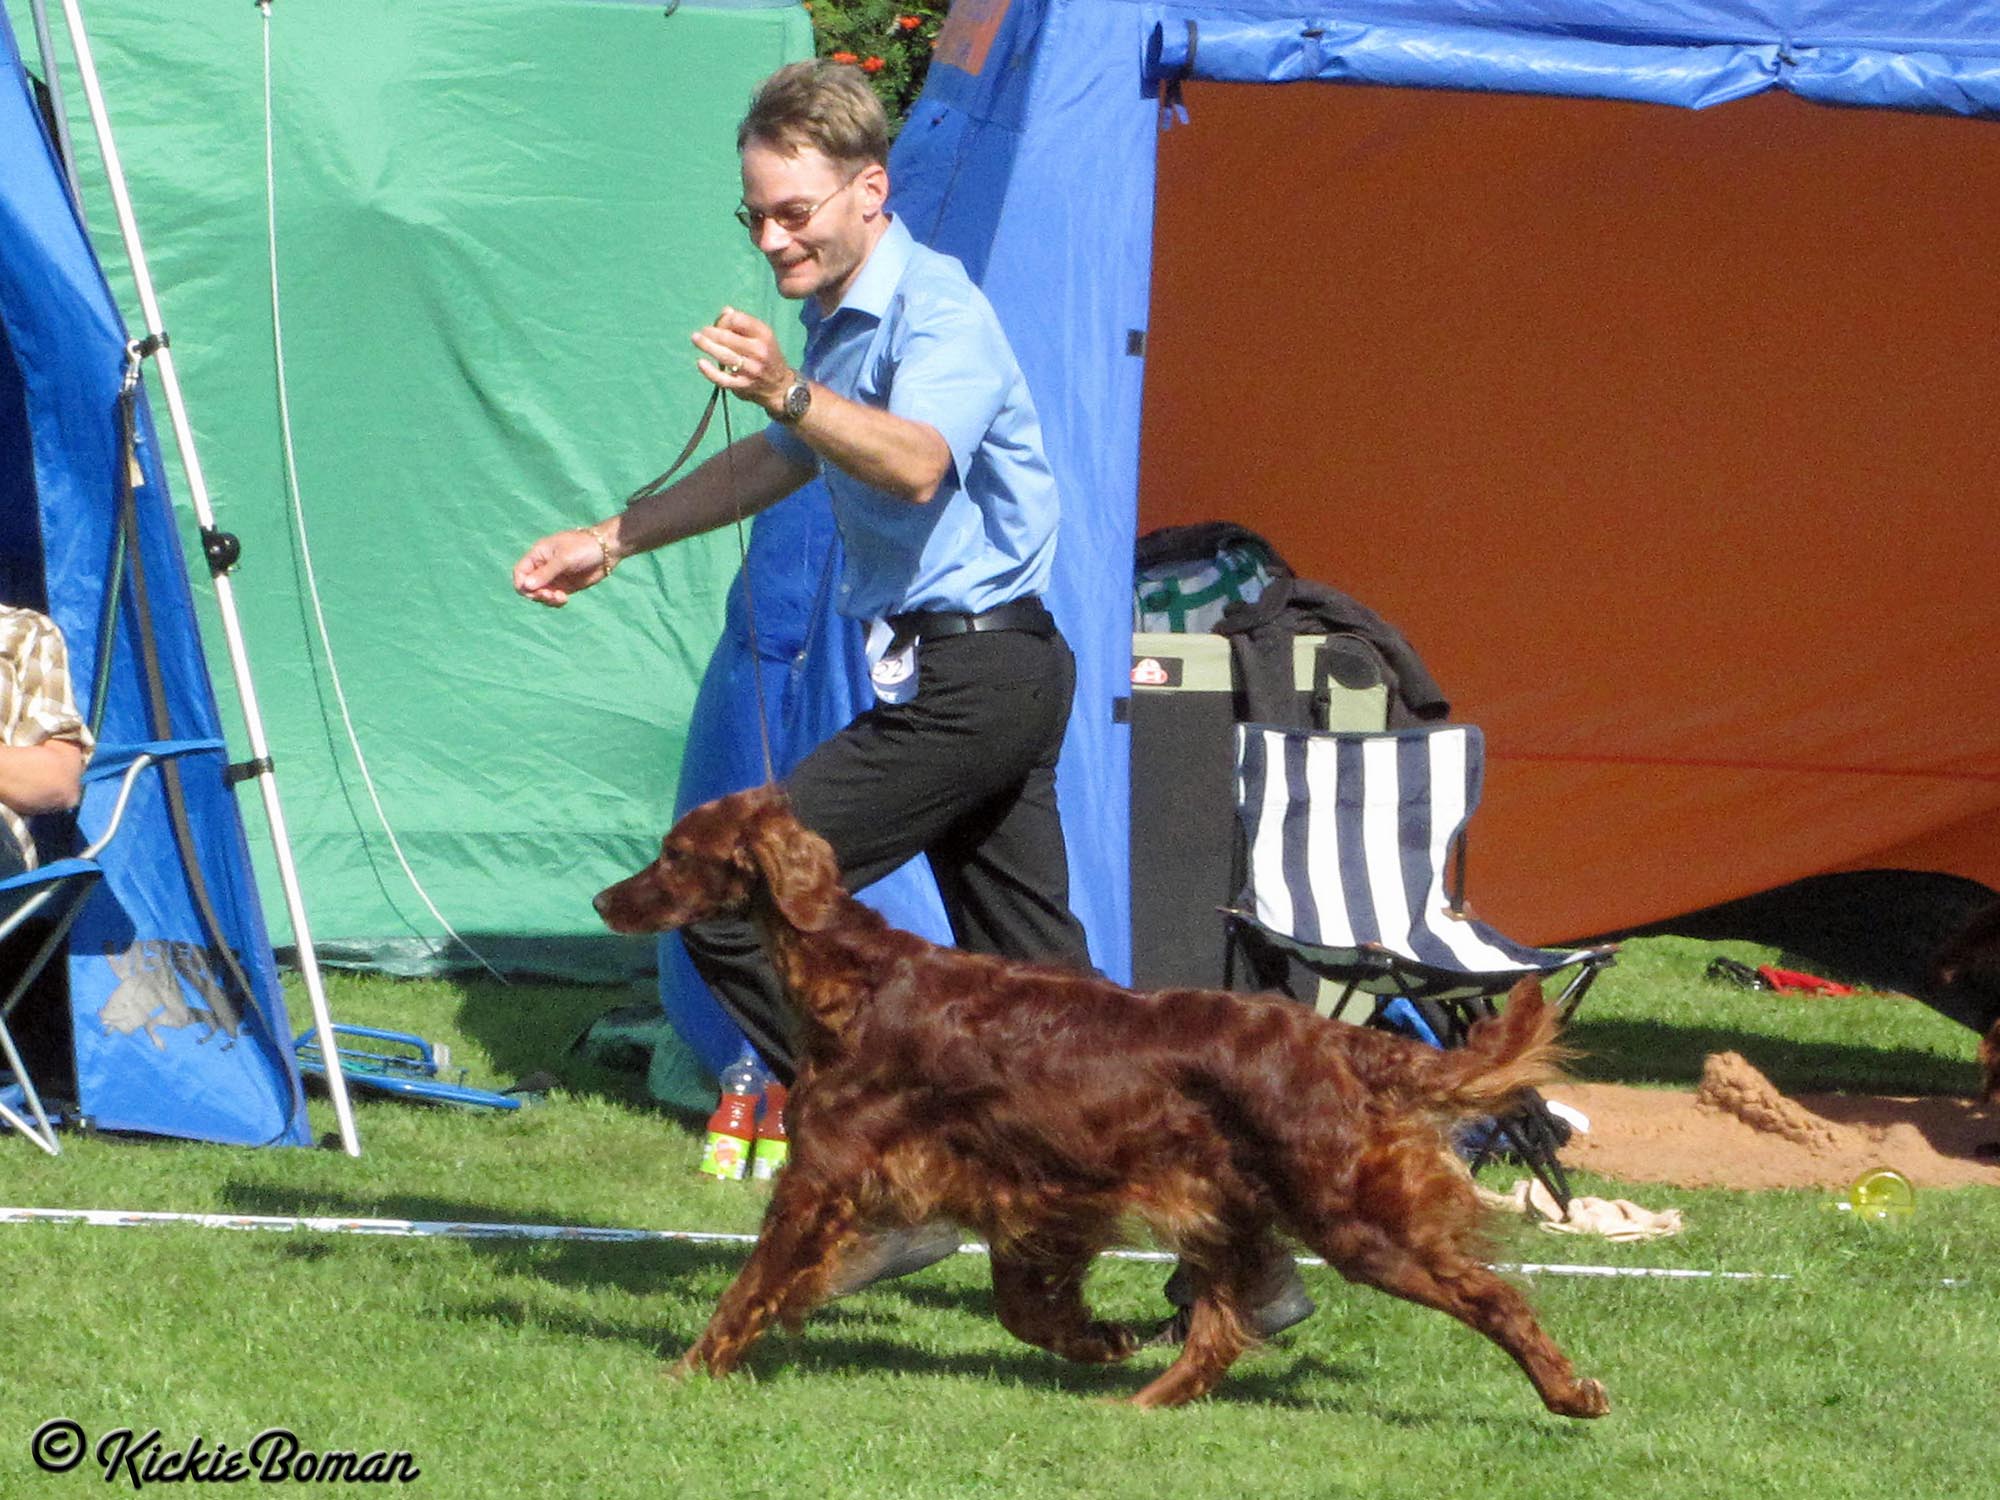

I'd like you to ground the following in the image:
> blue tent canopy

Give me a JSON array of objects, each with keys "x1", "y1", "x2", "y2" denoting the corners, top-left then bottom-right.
[
  {"x1": 1138, "y1": 2, "x2": 2000, "y2": 116},
  {"x1": 0, "y1": 12, "x2": 308, "y2": 1145}
]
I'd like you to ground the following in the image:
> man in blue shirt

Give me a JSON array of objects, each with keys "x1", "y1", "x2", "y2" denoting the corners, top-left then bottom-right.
[{"x1": 512, "y1": 62, "x2": 1097, "y2": 1289}]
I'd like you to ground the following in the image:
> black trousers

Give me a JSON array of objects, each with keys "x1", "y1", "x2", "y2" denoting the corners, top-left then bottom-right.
[{"x1": 681, "y1": 623, "x2": 1094, "y2": 1081}]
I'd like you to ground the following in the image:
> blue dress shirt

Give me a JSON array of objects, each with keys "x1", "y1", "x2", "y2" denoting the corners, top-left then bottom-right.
[{"x1": 762, "y1": 216, "x2": 1060, "y2": 622}]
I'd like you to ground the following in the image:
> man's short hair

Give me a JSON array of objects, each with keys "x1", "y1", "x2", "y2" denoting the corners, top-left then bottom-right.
[{"x1": 738, "y1": 60, "x2": 889, "y2": 168}]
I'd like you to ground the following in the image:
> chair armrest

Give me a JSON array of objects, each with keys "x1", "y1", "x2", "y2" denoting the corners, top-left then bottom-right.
[
  {"x1": 80, "y1": 737, "x2": 226, "y2": 786},
  {"x1": 0, "y1": 856, "x2": 105, "y2": 945},
  {"x1": 77, "y1": 738, "x2": 228, "y2": 860}
]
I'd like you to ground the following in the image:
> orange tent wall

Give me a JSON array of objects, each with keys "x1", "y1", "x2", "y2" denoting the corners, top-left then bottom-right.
[{"x1": 1141, "y1": 82, "x2": 2000, "y2": 943}]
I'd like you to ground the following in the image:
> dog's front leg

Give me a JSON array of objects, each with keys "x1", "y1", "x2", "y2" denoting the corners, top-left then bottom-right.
[
  {"x1": 991, "y1": 1240, "x2": 1142, "y2": 1366},
  {"x1": 1125, "y1": 1246, "x2": 1262, "y2": 1409},
  {"x1": 672, "y1": 1171, "x2": 860, "y2": 1381}
]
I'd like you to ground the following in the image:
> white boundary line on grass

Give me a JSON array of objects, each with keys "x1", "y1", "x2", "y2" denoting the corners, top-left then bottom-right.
[
  {"x1": 0, "y1": 1205, "x2": 1968, "y2": 1286},
  {"x1": 0, "y1": 1205, "x2": 751, "y2": 1244}
]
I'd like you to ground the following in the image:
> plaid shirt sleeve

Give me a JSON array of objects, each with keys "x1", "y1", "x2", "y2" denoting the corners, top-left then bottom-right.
[{"x1": 3, "y1": 608, "x2": 94, "y2": 757}]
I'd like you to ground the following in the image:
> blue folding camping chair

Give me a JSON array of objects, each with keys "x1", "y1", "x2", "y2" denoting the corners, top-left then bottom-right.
[
  {"x1": 1225, "y1": 723, "x2": 1617, "y2": 1207},
  {"x1": 0, "y1": 739, "x2": 222, "y2": 1153}
]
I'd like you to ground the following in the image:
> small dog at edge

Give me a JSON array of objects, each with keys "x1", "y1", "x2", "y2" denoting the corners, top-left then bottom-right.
[
  {"x1": 596, "y1": 784, "x2": 1608, "y2": 1417},
  {"x1": 1930, "y1": 898, "x2": 2000, "y2": 1104}
]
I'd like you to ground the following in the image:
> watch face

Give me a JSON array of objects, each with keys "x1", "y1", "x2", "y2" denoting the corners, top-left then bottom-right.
[{"x1": 784, "y1": 380, "x2": 811, "y2": 422}]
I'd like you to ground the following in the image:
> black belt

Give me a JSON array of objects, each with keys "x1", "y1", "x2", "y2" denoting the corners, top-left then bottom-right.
[{"x1": 885, "y1": 596, "x2": 1054, "y2": 645}]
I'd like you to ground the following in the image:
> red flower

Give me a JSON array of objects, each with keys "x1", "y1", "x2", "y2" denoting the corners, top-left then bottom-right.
[
  {"x1": 862, "y1": 55, "x2": 886, "y2": 73},
  {"x1": 897, "y1": 14, "x2": 922, "y2": 28},
  {"x1": 830, "y1": 50, "x2": 859, "y2": 64}
]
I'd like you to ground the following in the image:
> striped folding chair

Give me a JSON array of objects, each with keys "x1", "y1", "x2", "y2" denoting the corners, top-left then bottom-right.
[{"x1": 1226, "y1": 723, "x2": 1617, "y2": 1207}]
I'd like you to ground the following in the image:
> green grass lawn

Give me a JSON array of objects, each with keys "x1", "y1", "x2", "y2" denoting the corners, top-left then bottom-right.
[{"x1": 1, "y1": 937, "x2": 1995, "y2": 1499}]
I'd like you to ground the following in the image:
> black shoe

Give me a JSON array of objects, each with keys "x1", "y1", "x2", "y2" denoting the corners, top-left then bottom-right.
[
  {"x1": 1152, "y1": 1257, "x2": 1316, "y2": 1343},
  {"x1": 828, "y1": 1222, "x2": 963, "y2": 1297}
]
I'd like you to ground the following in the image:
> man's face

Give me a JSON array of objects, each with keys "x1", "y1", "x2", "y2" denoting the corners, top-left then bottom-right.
[{"x1": 738, "y1": 141, "x2": 883, "y2": 310}]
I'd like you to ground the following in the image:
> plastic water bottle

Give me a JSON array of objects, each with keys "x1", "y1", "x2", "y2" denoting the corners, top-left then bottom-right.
[
  {"x1": 1826, "y1": 1167, "x2": 1915, "y2": 1222},
  {"x1": 699, "y1": 1053, "x2": 762, "y2": 1181},
  {"x1": 751, "y1": 1083, "x2": 789, "y2": 1181}
]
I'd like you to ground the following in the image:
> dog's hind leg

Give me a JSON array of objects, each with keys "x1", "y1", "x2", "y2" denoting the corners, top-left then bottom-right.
[
  {"x1": 1317, "y1": 1223, "x2": 1608, "y2": 1417},
  {"x1": 1300, "y1": 1153, "x2": 1609, "y2": 1418},
  {"x1": 990, "y1": 1240, "x2": 1142, "y2": 1366},
  {"x1": 673, "y1": 1173, "x2": 862, "y2": 1381}
]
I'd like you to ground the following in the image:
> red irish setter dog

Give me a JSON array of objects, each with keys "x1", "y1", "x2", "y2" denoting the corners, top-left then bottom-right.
[{"x1": 595, "y1": 785, "x2": 1609, "y2": 1417}]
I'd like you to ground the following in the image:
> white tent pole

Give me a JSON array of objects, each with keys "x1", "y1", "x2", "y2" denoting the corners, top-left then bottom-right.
[
  {"x1": 25, "y1": 0, "x2": 85, "y2": 223},
  {"x1": 54, "y1": 0, "x2": 360, "y2": 1157}
]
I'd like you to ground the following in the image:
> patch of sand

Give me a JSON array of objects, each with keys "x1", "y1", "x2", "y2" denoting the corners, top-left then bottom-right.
[{"x1": 1546, "y1": 1052, "x2": 2000, "y2": 1191}]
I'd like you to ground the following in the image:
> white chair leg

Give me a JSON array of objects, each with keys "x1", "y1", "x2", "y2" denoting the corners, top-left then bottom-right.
[
  {"x1": 0, "y1": 1025, "x2": 61, "y2": 1155},
  {"x1": 0, "y1": 1089, "x2": 61, "y2": 1155}
]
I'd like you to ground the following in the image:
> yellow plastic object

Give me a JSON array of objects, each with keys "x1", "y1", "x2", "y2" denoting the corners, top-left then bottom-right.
[{"x1": 1826, "y1": 1168, "x2": 1915, "y2": 1222}]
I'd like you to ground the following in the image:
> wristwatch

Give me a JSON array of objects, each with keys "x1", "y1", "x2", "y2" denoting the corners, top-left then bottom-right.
[{"x1": 778, "y1": 376, "x2": 812, "y2": 425}]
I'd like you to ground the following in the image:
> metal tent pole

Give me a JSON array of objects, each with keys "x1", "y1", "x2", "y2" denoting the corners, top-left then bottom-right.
[
  {"x1": 25, "y1": 0, "x2": 85, "y2": 223},
  {"x1": 54, "y1": 0, "x2": 360, "y2": 1156}
]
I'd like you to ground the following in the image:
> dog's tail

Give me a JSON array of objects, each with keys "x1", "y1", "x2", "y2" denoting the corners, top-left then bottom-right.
[{"x1": 1387, "y1": 977, "x2": 1569, "y2": 1120}]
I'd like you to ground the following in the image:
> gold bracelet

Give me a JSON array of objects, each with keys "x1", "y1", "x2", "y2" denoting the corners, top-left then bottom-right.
[{"x1": 585, "y1": 520, "x2": 620, "y2": 577}]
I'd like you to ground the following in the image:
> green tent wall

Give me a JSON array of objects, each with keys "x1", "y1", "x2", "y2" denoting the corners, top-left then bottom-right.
[{"x1": 20, "y1": 0, "x2": 813, "y2": 974}]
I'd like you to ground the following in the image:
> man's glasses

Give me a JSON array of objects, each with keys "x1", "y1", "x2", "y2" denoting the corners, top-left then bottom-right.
[{"x1": 735, "y1": 172, "x2": 861, "y2": 237}]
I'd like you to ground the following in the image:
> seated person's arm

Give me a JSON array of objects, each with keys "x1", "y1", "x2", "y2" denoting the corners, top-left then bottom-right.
[{"x1": 0, "y1": 738, "x2": 86, "y2": 816}]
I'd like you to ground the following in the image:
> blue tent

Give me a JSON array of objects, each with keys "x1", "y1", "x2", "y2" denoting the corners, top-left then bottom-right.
[
  {"x1": 0, "y1": 13, "x2": 309, "y2": 1145},
  {"x1": 667, "y1": 2, "x2": 2000, "y2": 1064}
]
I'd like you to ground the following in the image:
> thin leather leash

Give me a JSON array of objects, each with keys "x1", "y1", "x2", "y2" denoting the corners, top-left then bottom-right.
[
  {"x1": 618, "y1": 382, "x2": 778, "y2": 787},
  {"x1": 619, "y1": 384, "x2": 720, "y2": 508}
]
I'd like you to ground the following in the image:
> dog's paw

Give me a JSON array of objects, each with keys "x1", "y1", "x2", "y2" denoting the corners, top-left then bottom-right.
[{"x1": 1550, "y1": 1378, "x2": 1611, "y2": 1419}]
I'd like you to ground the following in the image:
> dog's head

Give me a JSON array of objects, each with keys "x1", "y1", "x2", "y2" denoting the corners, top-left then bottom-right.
[{"x1": 593, "y1": 784, "x2": 843, "y2": 936}]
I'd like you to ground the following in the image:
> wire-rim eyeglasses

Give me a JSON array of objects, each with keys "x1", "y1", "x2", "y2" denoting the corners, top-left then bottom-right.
[{"x1": 734, "y1": 172, "x2": 863, "y2": 237}]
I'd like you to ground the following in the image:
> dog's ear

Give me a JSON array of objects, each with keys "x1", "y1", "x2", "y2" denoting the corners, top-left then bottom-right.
[{"x1": 746, "y1": 801, "x2": 842, "y2": 933}]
